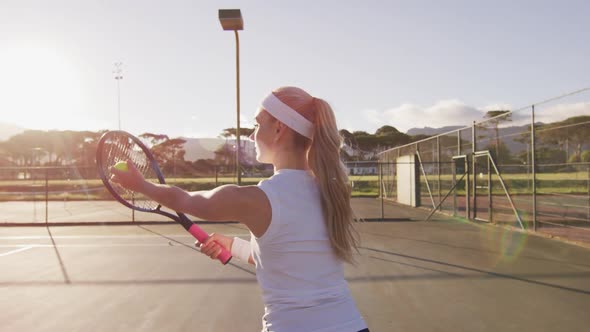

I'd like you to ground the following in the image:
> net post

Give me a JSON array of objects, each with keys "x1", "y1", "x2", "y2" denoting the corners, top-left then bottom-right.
[{"x1": 132, "y1": 194, "x2": 135, "y2": 222}]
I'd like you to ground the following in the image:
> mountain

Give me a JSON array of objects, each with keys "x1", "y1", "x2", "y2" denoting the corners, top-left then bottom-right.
[
  {"x1": 407, "y1": 124, "x2": 538, "y2": 155},
  {"x1": 181, "y1": 137, "x2": 225, "y2": 161},
  {"x1": 406, "y1": 126, "x2": 464, "y2": 136},
  {"x1": 180, "y1": 137, "x2": 256, "y2": 162},
  {"x1": 0, "y1": 122, "x2": 25, "y2": 142},
  {"x1": 0, "y1": 125, "x2": 248, "y2": 162}
]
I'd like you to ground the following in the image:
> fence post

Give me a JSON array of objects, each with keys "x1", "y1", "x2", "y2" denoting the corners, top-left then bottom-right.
[
  {"x1": 215, "y1": 165, "x2": 219, "y2": 187},
  {"x1": 472, "y1": 121, "x2": 476, "y2": 220},
  {"x1": 437, "y1": 136, "x2": 441, "y2": 210},
  {"x1": 455, "y1": 131, "x2": 460, "y2": 216},
  {"x1": 45, "y1": 168, "x2": 49, "y2": 223},
  {"x1": 457, "y1": 131, "x2": 461, "y2": 155},
  {"x1": 531, "y1": 105, "x2": 537, "y2": 231},
  {"x1": 488, "y1": 155, "x2": 492, "y2": 223},
  {"x1": 465, "y1": 156, "x2": 470, "y2": 220},
  {"x1": 379, "y1": 162, "x2": 384, "y2": 220},
  {"x1": 414, "y1": 143, "x2": 420, "y2": 207},
  {"x1": 452, "y1": 158, "x2": 457, "y2": 216}
]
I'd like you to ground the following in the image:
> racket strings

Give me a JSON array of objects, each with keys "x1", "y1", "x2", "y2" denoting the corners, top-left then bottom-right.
[{"x1": 103, "y1": 135, "x2": 160, "y2": 211}]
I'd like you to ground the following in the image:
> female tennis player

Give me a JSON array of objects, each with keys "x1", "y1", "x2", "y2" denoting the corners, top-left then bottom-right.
[{"x1": 111, "y1": 86, "x2": 369, "y2": 332}]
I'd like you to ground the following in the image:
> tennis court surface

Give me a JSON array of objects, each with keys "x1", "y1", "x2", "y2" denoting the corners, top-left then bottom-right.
[{"x1": 1, "y1": 198, "x2": 590, "y2": 331}]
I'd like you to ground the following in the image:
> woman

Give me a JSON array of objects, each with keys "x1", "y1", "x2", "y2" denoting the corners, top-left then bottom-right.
[{"x1": 112, "y1": 86, "x2": 369, "y2": 332}]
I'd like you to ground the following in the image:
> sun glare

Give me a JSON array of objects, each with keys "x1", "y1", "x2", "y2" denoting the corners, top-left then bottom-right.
[{"x1": 0, "y1": 45, "x2": 84, "y2": 130}]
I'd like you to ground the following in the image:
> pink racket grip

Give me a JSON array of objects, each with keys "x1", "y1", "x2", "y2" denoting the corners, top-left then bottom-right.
[{"x1": 188, "y1": 224, "x2": 232, "y2": 265}]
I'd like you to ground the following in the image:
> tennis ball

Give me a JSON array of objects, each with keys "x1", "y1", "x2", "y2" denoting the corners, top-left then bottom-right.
[{"x1": 114, "y1": 161, "x2": 129, "y2": 172}]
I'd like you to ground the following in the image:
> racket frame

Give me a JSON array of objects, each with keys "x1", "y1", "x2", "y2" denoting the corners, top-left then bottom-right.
[{"x1": 96, "y1": 130, "x2": 232, "y2": 264}]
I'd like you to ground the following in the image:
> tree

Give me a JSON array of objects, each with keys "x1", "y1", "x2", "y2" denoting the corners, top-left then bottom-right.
[
  {"x1": 339, "y1": 127, "x2": 412, "y2": 160},
  {"x1": 220, "y1": 127, "x2": 254, "y2": 139},
  {"x1": 139, "y1": 132, "x2": 188, "y2": 175},
  {"x1": 219, "y1": 127, "x2": 255, "y2": 167},
  {"x1": 486, "y1": 141, "x2": 518, "y2": 165},
  {"x1": 537, "y1": 116, "x2": 590, "y2": 162},
  {"x1": 139, "y1": 133, "x2": 170, "y2": 146},
  {"x1": 213, "y1": 142, "x2": 235, "y2": 175},
  {"x1": 484, "y1": 110, "x2": 512, "y2": 162},
  {"x1": 155, "y1": 139, "x2": 186, "y2": 174},
  {"x1": 535, "y1": 147, "x2": 567, "y2": 164},
  {"x1": 193, "y1": 158, "x2": 216, "y2": 174},
  {"x1": 0, "y1": 130, "x2": 100, "y2": 166},
  {"x1": 0, "y1": 147, "x2": 11, "y2": 167},
  {"x1": 375, "y1": 125, "x2": 400, "y2": 137},
  {"x1": 339, "y1": 129, "x2": 355, "y2": 147},
  {"x1": 409, "y1": 134, "x2": 431, "y2": 142},
  {"x1": 568, "y1": 153, "x2": 581, "y2": 163}
]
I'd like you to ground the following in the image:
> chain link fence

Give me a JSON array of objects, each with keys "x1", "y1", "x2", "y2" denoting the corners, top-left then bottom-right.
[
  {"x1": 378, "y1": 88, "x2": 590, "y2": 244},
  {"x1": 0, "y1": 164, "x2": 273, "y2": 223},
  {"x1": 0, "y1": 161, "x2": 386, "y2": 223},
  {"x1": 1, "y1": 88, "x2": 588, "y2": 246}
]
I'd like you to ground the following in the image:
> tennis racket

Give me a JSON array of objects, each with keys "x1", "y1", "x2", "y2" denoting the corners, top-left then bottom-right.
[{"x1": 96, "y1": 130, "x2": 232, "y2": 265}]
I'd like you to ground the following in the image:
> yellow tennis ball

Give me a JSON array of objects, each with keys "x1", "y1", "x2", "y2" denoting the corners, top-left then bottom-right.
[{"x1": 114, "y1": 161, "x2": 128, "y2": 172}]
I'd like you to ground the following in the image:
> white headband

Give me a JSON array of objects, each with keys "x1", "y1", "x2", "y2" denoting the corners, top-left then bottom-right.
[{"x1": 261, "y1": 93, "x2": 314, "y2": 139}]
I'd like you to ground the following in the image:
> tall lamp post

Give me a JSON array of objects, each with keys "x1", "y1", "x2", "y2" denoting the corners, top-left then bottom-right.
[
  {"x1": 113, "y1": 62, "x2": 123, "y2": 130},
  {"x1": 218, "y1": 9, "x2": 244, "y2": 185}
]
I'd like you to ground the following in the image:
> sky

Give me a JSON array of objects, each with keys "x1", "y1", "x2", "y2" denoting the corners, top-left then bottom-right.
[{"x1": 0, "y1": 0, "x2": 589, "y2": 138}]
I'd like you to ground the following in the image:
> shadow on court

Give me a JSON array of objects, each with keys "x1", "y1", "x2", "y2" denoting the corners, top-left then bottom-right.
[{"x1": 1, "y1": 198, "x2": 590, "y2": 331}]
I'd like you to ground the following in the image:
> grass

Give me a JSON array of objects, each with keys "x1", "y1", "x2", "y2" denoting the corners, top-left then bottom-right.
[
  {"x1": 0, "y1": 177, "x2": 264, "y2": 187},
  {"x1": 0, "y1": 171, "x2": 587, "y2": 201},
  {"x1": 351, "y1": 171, "x2": 589, "y2": 182}
]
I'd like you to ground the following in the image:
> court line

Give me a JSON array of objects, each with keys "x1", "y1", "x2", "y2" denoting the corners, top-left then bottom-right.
[
  {"x1": 0, "y1": 246, "x2": 33, "y2": 257},
  {"x1": 0, "y1": 244, "x2": 181, "y2": 248},
  {"x1": 0, "y1": 233, "x2": 250, "y2": 240}
]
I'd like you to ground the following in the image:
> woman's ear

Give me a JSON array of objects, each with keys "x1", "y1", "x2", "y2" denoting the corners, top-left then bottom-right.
[{"x1": 273, "y1": 122, "x2": 286, "y2": 142}]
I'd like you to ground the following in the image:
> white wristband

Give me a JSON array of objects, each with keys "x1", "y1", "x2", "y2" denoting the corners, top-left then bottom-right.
[{"x1": 231, "y1": 237, "x2": 251, "y2": 262}]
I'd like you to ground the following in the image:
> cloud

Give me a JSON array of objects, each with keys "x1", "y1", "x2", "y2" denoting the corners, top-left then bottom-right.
[
  {"x1": 492, "y1": 102, "x2": 590, "y2": 126},
  {"x1": 361, "y1": 99, "x2": 590, "y2": 134},
  {"x1": 363, "y1": 99, "x2": 486, "y2": 133},
  {"x1": 535, "y1": 102, "x2": 590, "y2": 123}
]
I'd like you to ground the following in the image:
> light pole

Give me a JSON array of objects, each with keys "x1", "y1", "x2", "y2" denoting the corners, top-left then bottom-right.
[
  {"x1": 218, "y1": 9, "x2": 244, "y2": 185},
  {"x1": 113, "y1": 62, "x2": 123, "y2": 130}
]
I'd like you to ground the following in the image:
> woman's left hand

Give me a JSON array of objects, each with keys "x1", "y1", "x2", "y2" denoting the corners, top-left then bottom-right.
[{"x1": 110, "y1": 160, "x2": 148, "y2": 193}]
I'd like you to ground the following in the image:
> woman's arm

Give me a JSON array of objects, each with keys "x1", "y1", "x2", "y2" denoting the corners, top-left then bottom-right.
[
  {"x1": 141, "y1": 183, "x2": 269, "y2": 233},
  {"x1": 112, "y1": 163, "x2": 270, "y2": 236}
]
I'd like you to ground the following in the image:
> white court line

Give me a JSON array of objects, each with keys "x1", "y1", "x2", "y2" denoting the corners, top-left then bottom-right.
[
  {"x1": 0, "y1": 233, "x2": 249, "y2": 240},
  {"x1": 0, "y1": 244, "x2": 181, "y2": 248},
  {"x1": 0, "y1": 246, "x2": 33, "y2": 257}
]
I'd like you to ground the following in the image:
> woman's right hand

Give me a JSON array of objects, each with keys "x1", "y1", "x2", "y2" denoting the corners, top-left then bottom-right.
[{"x1": 196, "y1": 233, "x2": 233, "y2": 260}]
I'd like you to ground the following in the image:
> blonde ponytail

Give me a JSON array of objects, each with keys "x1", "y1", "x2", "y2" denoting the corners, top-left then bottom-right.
[
  {"x1": 273, "y1": 87, "x2": 359, "y2": 263},
  {"x1": 308, "y1": 97, "x2": 359, "y2": 263}
]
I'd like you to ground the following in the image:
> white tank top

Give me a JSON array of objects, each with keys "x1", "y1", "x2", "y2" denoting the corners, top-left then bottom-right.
[{"x1": 251, "y1": 169, "x2": 367, "y2": 332}]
